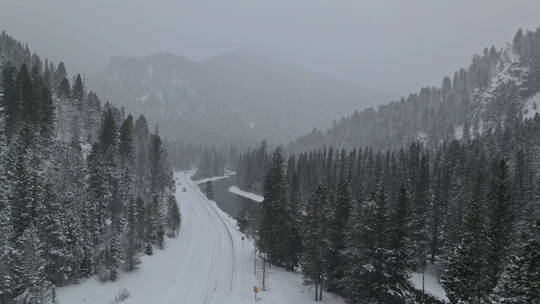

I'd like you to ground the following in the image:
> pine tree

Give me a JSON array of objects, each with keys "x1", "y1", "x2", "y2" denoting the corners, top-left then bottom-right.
[
  {"x1": 325, "y1": 174, "x2": 353, "y2": 292},
  {"x1": 9, "y1": 127, "x2": 42, "y2": 239},
  {"x1": 134, "y1": 115, "x2": 149, "y2": 199},
  {"x1": 53, "y1": 62, "x2": 67, "y2": 89},
  {"x1": 145, "y1": 242, "x2": 153, "y2": 256},
  {"x1": 301, "y1": 185, "x2": 331, "y2": 301},
  {"x1": 17, "y1": 226, "x2": 56, "y2": 304},
  {"x1": 119, "y1": 115, "x2": 135, "y2": 216},
  {"x1": 342, "y1": 187, "x2": 390, "y2": 303},
  {"x1": 107, "y1": 236, "x2": 121, "y2": 281},
  {"x1": 135, "y1": 197, "x2": 146, "y2": 248},
  {"x1": 71, "y1": 74, "x2": 84, "y2": 101},
  {"x1": 0, "y1": 205, "x2": 19, "y2": 302},
  {"x1": 60, "y1": 132, "x2": 89, "y2": 279},
  {"x1": 410, "y1": 153, "x2": 430, "y2": 266},
  {"x1": 257, "y1": 147, "x2": 300, "y2": 269},
  {"x1": 124, "y1": 199, "x2": 140, "y2": 272},
  {"x1": 146, "y1": 132, "x2": 166, "y2": 246},
  {"x1": 166, "y1": 195, "x2": 181, "y2": 237},
  {"x1": 235, "y1": 209, "x2": 251, "y2": 234},
  {"x1": 57, "y1": 78, "x2": 71, "y2": 99},
  {"x1": 486, "y1": 158, "x2": 515, "y2": 291},
  {"x1": 86, "y1": 110, "x2": 118, "y2": 256},
  {"x1": 384, "y1": 186, "x2": 415, "y2": 304},
  {"x1": 36, "y1": 183, "x2": 73, "y2": 285},
  {"x1": 17, "y1": 64, "x2": 38, "y2": 132},
  {"x1": 491, "y1": 238, "x2": 540, "y2": 304},
  {"x1": 1, "y1": 63, "x2": 19, "y2": 144},
  {"x1": 441, "y1": 171, "x2": 489, "y2": 304},
  {"x1": 0, "y1": 243, "x2": 19, "y2": 302},
  {"x1": 38, "y1": 85, "x2": 55, "y2": 149}
]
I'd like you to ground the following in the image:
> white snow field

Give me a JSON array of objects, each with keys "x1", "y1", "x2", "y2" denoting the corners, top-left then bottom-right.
[
  {"x1": 228, "y1": 185, "x2": 264, "y2": 203},
  {"x1": 57, "y1": 172, "x2": 345, "y2": 304}
]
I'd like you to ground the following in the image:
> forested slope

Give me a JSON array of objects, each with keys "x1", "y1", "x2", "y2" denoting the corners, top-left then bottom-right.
[
  {"x1": 292, "y1": 28, "x2": 540, "y2": 152},
  {"x1": 0, "y1": 31, "x2": 180, "y2": 303},
  {"x1": 235, "y1": 28, "x2": 540, "y2": 304}
]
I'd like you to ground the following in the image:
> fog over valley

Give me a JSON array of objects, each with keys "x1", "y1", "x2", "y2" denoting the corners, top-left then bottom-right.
[{"x1": 1, "y1": 2, "x2": 540, "y2": 304}]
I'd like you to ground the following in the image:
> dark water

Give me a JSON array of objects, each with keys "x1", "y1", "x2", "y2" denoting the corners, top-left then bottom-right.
[{"x1": 200, "y1": 176, "x2": 262, "y2": 228}]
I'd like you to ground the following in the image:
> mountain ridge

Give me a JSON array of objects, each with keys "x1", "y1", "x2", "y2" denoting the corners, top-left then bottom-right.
[
  {"x1": 94, "y1": 50, "x2": 388, "y2": 147},
  {"x1": 290, "y1": 28, "x2": 540, "y2": 152}
]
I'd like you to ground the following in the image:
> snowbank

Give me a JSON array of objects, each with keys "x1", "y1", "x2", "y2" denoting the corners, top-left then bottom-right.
[
  {"x1": 193, "y1": 171, "x2": 235, "y2": 184},
  {"x1": 228, "y1": 186, "x2": 264, "y2": 203}
]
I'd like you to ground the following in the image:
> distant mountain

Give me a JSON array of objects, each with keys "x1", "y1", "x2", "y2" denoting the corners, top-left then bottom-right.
[
  {"x1": 94, "y1": 51, "x2": 387, "y2": 147},
  {"x1": 291, "y1": 28, "x2": 540, "y2": 152}
]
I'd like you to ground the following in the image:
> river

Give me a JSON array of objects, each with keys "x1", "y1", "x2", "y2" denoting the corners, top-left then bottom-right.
[{"x1": 198, "y1": 176, "x2": 263, "y2": 229}]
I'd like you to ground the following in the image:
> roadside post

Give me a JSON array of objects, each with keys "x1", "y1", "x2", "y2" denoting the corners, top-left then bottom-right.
[{"x1": 253, "y1": 286, "x2": 259, "y2": 301}]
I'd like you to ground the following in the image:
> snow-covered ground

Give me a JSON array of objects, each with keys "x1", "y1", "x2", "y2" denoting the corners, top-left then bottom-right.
[
  {"x1": 57, "y1": 172, "x2": 344, "y2": 304},
  {"x1": 410, "y1": 271, "x2": 449, "y2": 302},
  {"x1": 194, "y1": 171, "x2": 235, "y2": 184},
  {"x1": 522, "y1": 92, "x2": 540, "y2": 120},
  {"x1": 228, "y1": 185, "x2": 264, "y2": 203}
]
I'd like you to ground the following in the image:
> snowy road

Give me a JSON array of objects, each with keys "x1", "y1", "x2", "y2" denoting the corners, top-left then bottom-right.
[{"x1": 57, "y1": 172, "x2": 345, "y2": 304}]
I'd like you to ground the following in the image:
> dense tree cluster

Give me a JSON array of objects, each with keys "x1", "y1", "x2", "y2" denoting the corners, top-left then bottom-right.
[
  {"x1": 250, "y1": 112, "x2": 540, "y2": 302},
  {"x1": 235, "y1": 139, "x2": 271, "y2": 192},
  {"x1": 0, "y1": 33, "x2": 180, "y2": 303},
  {"x1": 165, "y1": 139, "x2": 232, "y2": 178},
  {"x1": 292, "y1": 28, "x2": 540, "y2": 152}
]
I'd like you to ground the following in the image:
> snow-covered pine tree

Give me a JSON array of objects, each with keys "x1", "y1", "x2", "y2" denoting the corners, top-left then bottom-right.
[
  {"x1": 441, "y1": 170, "x2": 490, "y2": 304},
  {"x1": 134, "y1": 114, "x2": 149, "y2": 199},
  {"x1": 384, "y1": 186, "x2": 415, "y2": 304},
  {"x1": 301, "y1": 185, "x2": 332, "y2": 301},
  {"x1": 53, "y1": 62, "x2": 66, "y2": 90},
  {"x1": 257, "y1": 147, "x2": 300, "y2": 269},
  {"x1": 16, "y1": 226, "x2": 56, "y2": 304},
  {"x1": 71, "y1": 74, "x2": 84, "y2": 102},
  {"x1": 491, "y1": 238, "x2": 540, "y2": 304},
  {"x1": 341, "y1": 186, "x2": 389, "y2": 303},
  {"x1": 119, "y1": 115, "x2": 135, "y2": 208},
  {"x1": 325, "y1": 169, "x2": 353, "y2": 292},
  {"x1": 124, "y1": 198, "x2": 140, "y2": 272},
  {"x1": 166, "y1": 195, "x2": 181, "y2": 237},
  {"x1": 0, "y1": 34, "x2": 179, "y2": 300},
  {"x1": 36, "y1": 183, "x2": 73, "y2": 285},
  {"x1": 1, "y1": 63, "x2": 18, "y2": 144},
  {"x1": 486, "y1": 158, "x2": 515, "y2": 291}
]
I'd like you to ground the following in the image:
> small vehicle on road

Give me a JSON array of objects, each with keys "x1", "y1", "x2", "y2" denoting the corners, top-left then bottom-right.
[{"x1": 182, "y1": 187, "x2": 187, "y2": 192}]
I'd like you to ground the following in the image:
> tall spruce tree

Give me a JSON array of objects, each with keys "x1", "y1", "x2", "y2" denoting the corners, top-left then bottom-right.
[
  {"x1": 325, "y1": 173, "x2": 353, "y2": 292},
  {"x1": 342, "y1": 187, "x2": 390, "y2": 303},
  {"x1": 71, "y1": 74, "x2": 84, "y2": 101},
  {"x1": 1, "y1": 63, "x2": 19, "y2": 144},
  {"x1": 486, "y1": 158, "x2": 515, "y2": 291},
  {"x1": 491, "y1": 238, "x2": 540, "y2": 304},
  {"x1": 301, "y1": 185, "x2": 331, "y2": 301},
  {"x1": 257, "y1": 147, "x2": 300, "y2": 269},
  {"x1": 441, "y1": 171, "x2": 490, "y2": 304}
]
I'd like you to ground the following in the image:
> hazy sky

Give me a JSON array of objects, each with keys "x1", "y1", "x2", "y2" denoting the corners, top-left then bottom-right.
[{"x1": 1, "y1": 0, "x2": 540, "y2": 98}]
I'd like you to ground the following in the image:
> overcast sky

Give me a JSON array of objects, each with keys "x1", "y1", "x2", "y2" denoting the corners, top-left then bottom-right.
[{"x1": 1, "y1": 0, "x2": 540, "y2": 98}]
